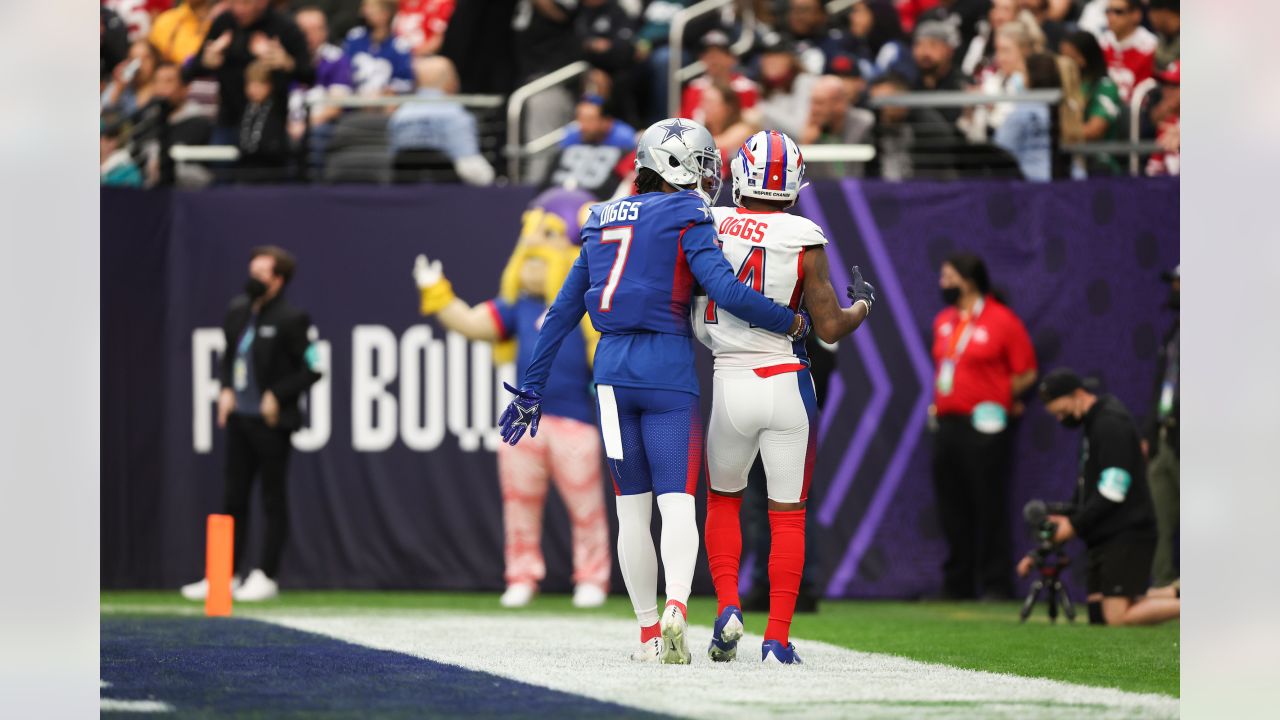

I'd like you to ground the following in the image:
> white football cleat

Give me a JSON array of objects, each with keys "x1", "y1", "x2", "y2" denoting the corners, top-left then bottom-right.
[
  {"x1": 233, "y1": 569, "x2": 279, "y2": 602},
  {"x1": 572, "y1": 583, "x2": 607, "y2": 608},
  {"x1": 659, "y1": 603, "x2": 691, "y2": 665},
  {"x1": 499, "y1": 582, "x2": 536, "y2": 608},
  {"x1": 180, "y1": 575, "x2": 240, "y2": 601},
  {"x1": 630, "y1": 636, "x2": 662, "y2": 663}
]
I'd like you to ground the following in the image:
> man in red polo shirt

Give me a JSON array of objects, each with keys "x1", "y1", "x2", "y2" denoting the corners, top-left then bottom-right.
[{"x1": 930, "y1": 252, "x2": 1037, "y2": 600}]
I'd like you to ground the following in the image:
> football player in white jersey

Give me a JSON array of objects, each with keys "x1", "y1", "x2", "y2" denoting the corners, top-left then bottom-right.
[{"x1": 692, "y1": 130, "x2": 877, "y2": 665}]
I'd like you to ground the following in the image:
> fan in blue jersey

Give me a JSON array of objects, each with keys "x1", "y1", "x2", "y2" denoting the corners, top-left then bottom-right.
[
  {"x1": 499, "y1": 117, "x2": 810, "y2": 664},
  {"x1": 342, "y1": 0, "x2": 414, "y2": 96}
]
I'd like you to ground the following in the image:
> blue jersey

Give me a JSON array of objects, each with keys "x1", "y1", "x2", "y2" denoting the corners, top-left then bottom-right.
[
  {"x1": 522, "y1": 190, "x2": 795, "y2": 395},
  {"x1": 342, "y1": 27, "x2": 414, "y2": 95},
  {"x1": 488, "y1": 296, "x2": 595, "y2": 426}
]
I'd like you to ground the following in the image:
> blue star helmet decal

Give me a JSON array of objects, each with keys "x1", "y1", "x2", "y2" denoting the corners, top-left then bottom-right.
[{"x1": 659, "y1": 119, "x2": 692, "y2": 143}]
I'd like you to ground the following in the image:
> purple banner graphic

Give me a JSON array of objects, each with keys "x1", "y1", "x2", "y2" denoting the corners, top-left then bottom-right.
[{"x1": 102, "y1": 179, "x2": 1179, "y2": 599}]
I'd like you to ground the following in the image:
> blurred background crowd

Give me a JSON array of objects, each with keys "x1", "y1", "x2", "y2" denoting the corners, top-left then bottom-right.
[{"x1": 99, "y1": 0, "x2": 1180, "y2": 192}]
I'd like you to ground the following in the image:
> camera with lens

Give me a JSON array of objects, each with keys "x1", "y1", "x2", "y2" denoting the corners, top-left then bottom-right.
[
  {"x1": 1018, "y1": 499, "x2": 1077, "y2": 623},
  {"x1": 1022, "y1": 499, "x2": 1073, "y2": 558}
]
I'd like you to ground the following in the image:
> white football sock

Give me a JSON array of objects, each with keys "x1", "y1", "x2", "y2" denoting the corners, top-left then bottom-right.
[
  {"x1": 615, "y1": 492, "x2": 659, "y2": 627},
  {"x1": 656, "y1": 492, "x2": 698, "y2": 607}
]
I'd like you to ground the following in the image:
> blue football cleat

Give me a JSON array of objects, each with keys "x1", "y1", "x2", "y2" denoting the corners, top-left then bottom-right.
[
  {"x1": 707, "y1": 605, "x2": 744, "y2": 662},
  {"x1": 761, "y1": 639, "x2": 803, "y2": 665}
]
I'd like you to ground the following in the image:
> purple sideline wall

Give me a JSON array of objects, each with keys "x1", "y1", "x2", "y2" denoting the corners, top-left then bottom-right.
[{"x1": 101, "y1": 179, "x2": 1179, "y2": 599}]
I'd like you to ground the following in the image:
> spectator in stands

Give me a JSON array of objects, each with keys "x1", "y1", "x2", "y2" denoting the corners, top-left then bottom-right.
[
  {"x1": 1099, "y1": 0, "x2": 1155, "y2": 102},
  {"x1": 515, "y1": 0, "x2": 582, "y2": 182},
  {"x1": 867, "y1": 72, "x2": 965, "y2": 181},
  {"x1": 637, "y1": 0, "x2": 698, "y2": 123},
  {"x1": 1017, "y1": 0, "x2": 1070, "y2": 49},
  {"x1": 102, "y1": 39, "x2": 161, "y2": 116},
  {"x1": 344, "y1": 0, "x2": 415, "y2": 95},
  {"x1": 148, "y1": 0, "x2": 218, "y2": 64},
  {"x1": 237, "y1": 60, "x2": 291, "y2": 182},
  {"x1": 800, "y1": 75, "x2": 875, "y2": 180},
  {"x1": 186, "y1": 0, "x2": 312, "y2": 148},
  {"x1": 786, "y1": 0, "x2": 842, "y2": 76},
  {"x1": 911, "y1": 18, "x2": 969, "y2": 123},
  {"x1": 993, "y1": 52, "x2": 1059, "y2": 181},
  {"x1": 841, "y1": 0, "x2": 912, "y2": 83},
  {"x1": 575, "y1": 0, "x2": 639, "y2": 128},
  {"x1": 1148, "y1": 0, "x2": 1179, "y2": 71},
  {"x1": 701, "y1": 79, "x2": 758, "y2": 175},
  {"x1": 100, "y1": 115, "x2": 144, "y2": 187},
  {"x1": 136, "y1": 63, "x2": 216, "y2": 186},
  {"x1": 102, "y1": 6, "x2": 132, "y2": 82},
  {"x1": 680, "y1": 29, "x2": 758, "y2": 125},
  {"x1": 969, "y1": 16, "x2": 1044, "y2": 139},
  {"x1": 959, "y1": 0, "x2": 1017, "y2": 84},
  {"x1": 931, "y1": 252, "x2": 1037, "y2": 601},
  {"x1": 825, "y1": 52, "x2": 868, "y2": 110},
  {"x1": 541, "y1": 95, "x2": 636, "y2": 198},
  {"x1": 103, "y1": 0, "x2": 172, "y2": 43},
  {"x1": 914, "y1": 0, "x2": 991, "y2": 50},
  {"x1": 1060, "y1": 30, "x2": 1122, "y2": 174},
  {"x1": 289, "y1": 6, "x2": 353, "y2": 144},
  {"x1": 388, "y1": 56, "x2": 496, "y2": 186},
  {"x1": 1145, "y1": 60, "x2": 1179, "y2": 176},
  {"x1": 755, "y1": 34, "x2": 818, "y2": 141},
  {"x1": 392, "y1": 0, "x2": 456, "y2": 57}
]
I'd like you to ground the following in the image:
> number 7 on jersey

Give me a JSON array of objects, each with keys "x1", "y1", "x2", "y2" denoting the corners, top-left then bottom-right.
[{"x1": 599, "y1": 226, "x2": 633, "y2": 311}]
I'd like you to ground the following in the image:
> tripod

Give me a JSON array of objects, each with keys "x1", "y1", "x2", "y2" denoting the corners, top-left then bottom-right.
[{"x1": 1019, "y1": 548, "x2": 1077, "y2": 623}]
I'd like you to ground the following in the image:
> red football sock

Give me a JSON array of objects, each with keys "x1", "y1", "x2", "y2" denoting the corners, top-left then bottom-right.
[
  {"x1": 704, "y1": 492, "x2": 743, "y2": 615},
  {"x1": 765, "y1": 509, "x2": 806, "y2": 645},
  {"x1": 640, "y1": 622, "x2": 660, "y2": 643}
]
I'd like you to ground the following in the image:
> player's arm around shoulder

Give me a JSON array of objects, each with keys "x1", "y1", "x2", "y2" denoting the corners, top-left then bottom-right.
[
  {"x1": 412, "y1": 254, "x2": 503, "y2": 342},
  {"x1": 801, "y1": 246, "x2": 872, "y2": 344}
]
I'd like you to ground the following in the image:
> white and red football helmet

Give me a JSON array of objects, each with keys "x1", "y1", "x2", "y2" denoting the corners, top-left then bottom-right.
[{"x1": 730, "y1": 130, "x2": 806, "y2": 208}]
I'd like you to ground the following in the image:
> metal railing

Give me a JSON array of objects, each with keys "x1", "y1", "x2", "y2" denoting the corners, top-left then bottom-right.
[
  {"x1": 505, "y1": 61, "x2": 592, "y2": 183},
  {"x1": 825, "y1": 0, "x2": 862, "y2": 14},
  {"x1": 797, "y1": 144, "x2": 876, "y2": 163},
  {"x1": 307, "y1": 94, "x2": 504, "y2": 109},
  {"x1": 866, "y1": 89, "x2": 1064, "y2": 108},
  {"x1": 668, "y1": 0, "x2": 756, "y2": 117}
]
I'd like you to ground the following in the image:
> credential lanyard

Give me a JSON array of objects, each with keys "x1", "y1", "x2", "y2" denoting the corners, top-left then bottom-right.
[{"x1": 936, "y1": 298, "x2": 984, "y2": 396}]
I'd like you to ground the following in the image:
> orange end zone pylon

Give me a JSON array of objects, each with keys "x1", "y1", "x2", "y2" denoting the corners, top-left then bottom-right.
[{"x1": 205, "y1": 514, "x2": 234, "y2": 617}]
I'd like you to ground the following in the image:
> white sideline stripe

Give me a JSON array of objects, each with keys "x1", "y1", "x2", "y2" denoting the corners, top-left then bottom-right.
[
  {"x1": 100, "y1": 698, "x2": 175, "y2": 713},
  {"x1": 264, "y1": 613, "x2": 1178, "y2": 720}
]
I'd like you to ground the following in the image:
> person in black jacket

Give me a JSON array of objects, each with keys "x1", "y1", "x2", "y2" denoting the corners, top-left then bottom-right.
[
  {"x1": 1025, "y1": 368, "x2": 1179, "y2": 626},
  {"x1": 183, "y1": 0, "x2": 313, "y2": 148},
  {"x1": 181, "y1": 245, "x2": 321, "y2": 603}
]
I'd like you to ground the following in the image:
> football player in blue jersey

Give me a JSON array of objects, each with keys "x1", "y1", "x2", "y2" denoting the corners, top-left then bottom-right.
[{"x1": 499, "y1": 118, "x2": 810, "y2": 664}]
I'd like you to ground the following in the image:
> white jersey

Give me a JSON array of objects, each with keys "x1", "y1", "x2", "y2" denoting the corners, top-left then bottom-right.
[{"x1": 693, "y1": 207, "x2": 828, "y2": 370}]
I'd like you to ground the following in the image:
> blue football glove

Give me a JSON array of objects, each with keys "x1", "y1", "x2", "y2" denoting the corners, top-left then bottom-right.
[
  {"x1": 847, "y1": 265, "x2": 876, "y2": 315},
  {"x1": 498, "y1": 382, "x2": 542, "y2": 446},
  {"x1": 786, "y1": 309, "x2": 813, "y2": 343}
]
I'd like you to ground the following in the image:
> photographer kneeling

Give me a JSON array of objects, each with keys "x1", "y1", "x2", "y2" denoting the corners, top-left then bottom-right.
[{"x1": 1020, "y1": 368, "x2": 1180, "y2": 626}]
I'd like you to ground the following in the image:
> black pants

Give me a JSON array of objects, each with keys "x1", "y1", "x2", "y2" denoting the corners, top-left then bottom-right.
[
  {"x1": 224, "y1": 413, "x2": 293, "y2": 578},
  {"x1": 931, "y1": 415, "x2": 1013, "y2": 598}
]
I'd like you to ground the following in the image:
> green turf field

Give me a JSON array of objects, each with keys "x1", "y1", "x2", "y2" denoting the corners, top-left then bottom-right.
[{"x1": 102, "y1": 591, "x2": 1178, "y2": 698}]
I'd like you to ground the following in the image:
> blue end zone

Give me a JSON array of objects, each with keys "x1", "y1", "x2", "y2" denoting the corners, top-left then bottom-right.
[{"x1": 102, "y1": 616, "x2": 671, "y2": 719}]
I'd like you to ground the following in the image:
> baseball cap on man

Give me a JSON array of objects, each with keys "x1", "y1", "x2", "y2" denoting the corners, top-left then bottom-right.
[
  {"x1": 701, "y1": 29, "x2": 732, "y2": 53},
  {"x1": 914, "y1": 18, "x2": 960, "y2": 49},
  {"x1": 1039, "y1": 368, "x2": 1085, "y2": 404}
]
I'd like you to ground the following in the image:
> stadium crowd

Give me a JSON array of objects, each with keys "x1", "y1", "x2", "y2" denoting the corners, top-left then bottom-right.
[{"x1": 101, "y1": 0, "x2": 1180, "y2": 190}]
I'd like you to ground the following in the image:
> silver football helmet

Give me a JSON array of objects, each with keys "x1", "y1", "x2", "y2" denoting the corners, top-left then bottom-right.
[{"x1": 634, "y1": 117, "x2": 723, "y2": 204}]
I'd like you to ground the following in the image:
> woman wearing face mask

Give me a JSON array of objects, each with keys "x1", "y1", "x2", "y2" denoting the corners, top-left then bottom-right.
[{"x1": 929, "y1": 252, "x2": 1038, "y2": 600}]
